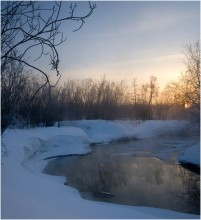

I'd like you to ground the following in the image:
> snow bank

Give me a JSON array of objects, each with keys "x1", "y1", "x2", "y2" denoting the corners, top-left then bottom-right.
[
  {"x1": 2, "y1": 126, "x2": 90, "y2": 163},
  {"x1": 1, "y1": 120, "x2": 199, "y2": 219},
  {"x1": 63, "y1": 119, "x2": 188, "y2": 142},
  {"x1": 117, "y1": 120, "x2": 188, "y2": 139},
  {"x1": 63, "y1": 120, "x2": 126, "y2": 143},
  {"x1": 180, "y1": 143, "x2": 200, "y2": 166}
]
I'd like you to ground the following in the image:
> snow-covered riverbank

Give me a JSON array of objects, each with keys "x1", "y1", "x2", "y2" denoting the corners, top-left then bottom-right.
[
  {"x1": 179, "y1": 143, "x2": 200, "y2": 166},
  {"x1": 1, "y1": 120, "x2": 200, "y2": 219}
]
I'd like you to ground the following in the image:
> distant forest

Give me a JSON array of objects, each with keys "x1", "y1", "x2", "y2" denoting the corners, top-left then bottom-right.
[
  {"x1": 2, "y1": 42, "x2": 200, "y2": 129},
  {"x1": 1, "y1": 2, "x2": 199, "y2": 133}
]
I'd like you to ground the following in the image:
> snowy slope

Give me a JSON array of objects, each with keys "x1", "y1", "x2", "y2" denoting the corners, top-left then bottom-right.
[
  {"x1": 63, "y1": 119, "x2": 188, "y2": 142},
  {"x1": 117, "y1": 119, "x2": 188, "y2": 138},
  {"x1": 179, "y1": 143, "x2": 200, "y2": 166},
  {"x1": 63, "y1": 120, "x2": 126, "y2": 143},
  {"x1": 1, "y1": 120, "x2": 199, "y2": 219}
]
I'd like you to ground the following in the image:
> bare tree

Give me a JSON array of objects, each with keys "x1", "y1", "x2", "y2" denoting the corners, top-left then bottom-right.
[
  {"x1": 1, "y1": 1, "x2": 96, "y2": 131},
  {"x1": 132, "y1": 78, "x2": 138, "y2": 119},
  {"x1": 1, "y1": 1, "x2": 96, "y2": 82},
  {"x1": 1, "y1": 57, "x2": 31, "y2": 132},
  {"x1": 164, "y1": 42, "x2": 200, "y2": 124},
  {"x1": 138, "y1": 76, "x2": 159, "y2": 120},
  {"x1": 182, "y1": 41, "x2": 200, "y2": 111}
]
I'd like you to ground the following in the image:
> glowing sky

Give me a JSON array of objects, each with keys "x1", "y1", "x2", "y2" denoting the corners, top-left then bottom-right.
[{"x1": 49, "y1": 1, "x2": 200, "y2": 88}]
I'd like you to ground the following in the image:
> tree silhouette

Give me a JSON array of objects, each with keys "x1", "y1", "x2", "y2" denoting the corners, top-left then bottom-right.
[{"x1": 1, "y1": 1, "x2": 96, "y2": 132}]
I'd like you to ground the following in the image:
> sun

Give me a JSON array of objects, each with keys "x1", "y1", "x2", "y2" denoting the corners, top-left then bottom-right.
[{"x1": 184, "y1": 103, "x2": 191, "y2": 109}]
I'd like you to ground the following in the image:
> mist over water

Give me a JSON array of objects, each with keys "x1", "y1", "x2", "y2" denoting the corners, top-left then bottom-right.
[{"x1": 44, "y1": 137, "x2": 200, "y2": 215}]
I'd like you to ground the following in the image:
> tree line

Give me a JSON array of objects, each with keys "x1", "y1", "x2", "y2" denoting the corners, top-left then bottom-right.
[
  {"x1": 1, "y1": 2, "x2": 199, "y2": 132},
  {"x1": 2, "y1": 41, "x2": 200, "y2": 129},
  {"x1": 1, "y1": 1, "x2": 96, "y2": 133}
]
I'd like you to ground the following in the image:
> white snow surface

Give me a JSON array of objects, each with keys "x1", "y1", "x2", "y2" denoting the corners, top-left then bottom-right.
[
  {"x1": 1, "y1": 120, "x2": 199, "y2": 219},
  {"x1": 63, "y1": 119, "x2": 188, "y2": 142},
  {"x1": 180, "y1": 143, "x2": 200, "y2": 166}
]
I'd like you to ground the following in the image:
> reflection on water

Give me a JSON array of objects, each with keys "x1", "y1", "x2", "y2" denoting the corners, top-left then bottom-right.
[{"x1": 43, "y1": 139, "x2": 200, "y2": 215}]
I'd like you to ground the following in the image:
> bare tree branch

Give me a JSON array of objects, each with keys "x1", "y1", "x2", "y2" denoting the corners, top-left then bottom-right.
[
  {"x1": 1, "y1": 1, "x2": 96, "y2": 132},
  {"x1": 1, "y1": 1, "x2": 96, "y2": 80}
]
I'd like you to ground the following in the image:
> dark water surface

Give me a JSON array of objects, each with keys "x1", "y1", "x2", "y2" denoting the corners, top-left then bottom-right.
[{"x1": 43, "y1": 137, "x2": 200, "y2": 215}]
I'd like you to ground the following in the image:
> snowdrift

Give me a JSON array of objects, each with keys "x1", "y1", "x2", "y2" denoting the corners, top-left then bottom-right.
[
  {"x1": 179, "y1": 143, "x2": 200, "y2": 166},
  {"x1": 1, "y1": 120, "x2": 199, "y2": 219},
  {"x1": 63, "y1": 119, "x2": 189, "y2": 142}
]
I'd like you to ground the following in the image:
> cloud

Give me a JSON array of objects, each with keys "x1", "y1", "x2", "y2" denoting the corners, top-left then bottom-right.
[
  {"x1": 132, "y1": 54, "x2": 184, "y2": 63},
  {"x1": 135, "y1": 13, "x2": 179, "y2": 32},
  {"x1": 134, "y1": 3, "x2": 199, "y2": 33}
]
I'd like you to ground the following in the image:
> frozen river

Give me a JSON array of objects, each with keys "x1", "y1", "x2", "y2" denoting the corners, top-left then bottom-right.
[{"x1": 44, "y1": 136, "x2": 200, "y2": 215}]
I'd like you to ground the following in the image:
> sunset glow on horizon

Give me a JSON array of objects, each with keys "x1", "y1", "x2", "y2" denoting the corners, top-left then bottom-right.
[{"x1": 37, "y1": 1, "x2": 200, "y2": 89}]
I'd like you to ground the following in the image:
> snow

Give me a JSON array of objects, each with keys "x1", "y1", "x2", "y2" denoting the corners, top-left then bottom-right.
[
  {"x1": 1, "y1": 120, "x2": 199, "y2": 219},
  {"x1": 63, "y1": 120, "x2": 126, "y2": 143},
  {"x1": 63, "y1": 119, "x2": 188, "y2": 142},
  {"x1": 180, "y1": 143, "x2": 200, "y2": 166}
]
